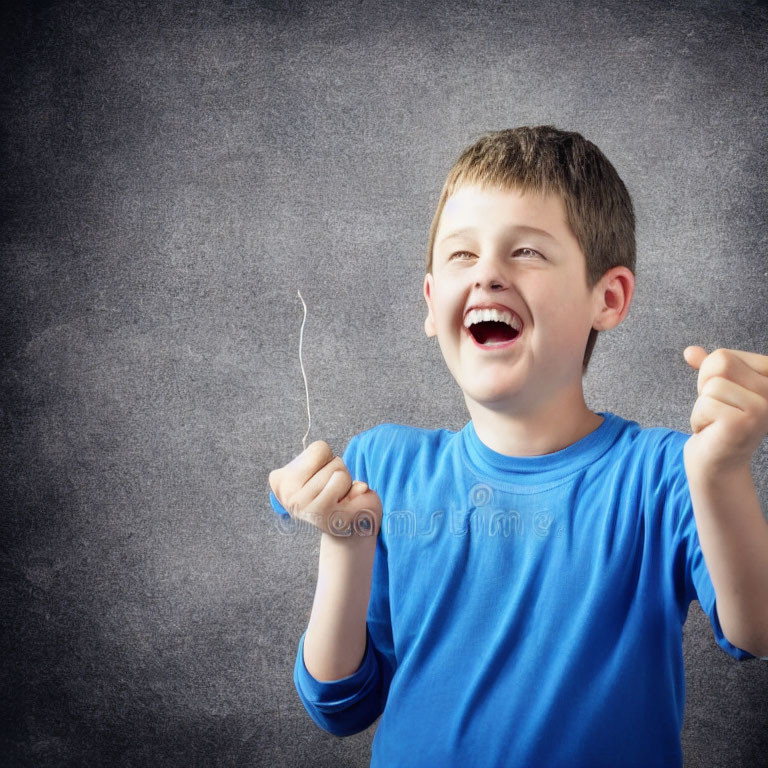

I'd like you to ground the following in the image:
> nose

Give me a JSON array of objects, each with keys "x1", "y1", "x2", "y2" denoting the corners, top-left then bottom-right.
[{"x1": 473, "y1": 259, "x2": 506, "y2": 291}]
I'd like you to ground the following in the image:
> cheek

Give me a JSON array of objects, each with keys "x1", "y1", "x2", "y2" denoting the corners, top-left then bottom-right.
[
  {"x1": 539, "y1": 290, "x2": 592, "y2": 340},
  {"x1": 432, "y1": 288, "x2": 463, "y2": 329}
]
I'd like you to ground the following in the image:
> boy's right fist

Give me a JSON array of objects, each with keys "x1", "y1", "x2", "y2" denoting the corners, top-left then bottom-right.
[{"x1": 268, "y1": 440, "x2": 382, "y2": 538}]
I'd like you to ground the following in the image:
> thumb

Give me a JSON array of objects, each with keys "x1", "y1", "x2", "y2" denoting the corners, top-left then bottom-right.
[
  {"x1": 345, "y1": 480, "x2": 369, "y2": 501},
  {"x1": 345, "y1": 485, "x2": 382, "y2": 516},
  {"x1": 684, "y1": 345, "x2": 708, "y2": 371}
]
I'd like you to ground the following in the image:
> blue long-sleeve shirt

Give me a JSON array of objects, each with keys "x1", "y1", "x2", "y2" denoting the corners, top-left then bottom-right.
[{"x1": 270, "y1": 412, "x2": 753, "y2": 767}]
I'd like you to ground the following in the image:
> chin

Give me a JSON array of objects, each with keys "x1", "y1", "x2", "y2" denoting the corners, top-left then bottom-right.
[{"x1": 463, "y1": 383, "x2": 526, "y2": 408}]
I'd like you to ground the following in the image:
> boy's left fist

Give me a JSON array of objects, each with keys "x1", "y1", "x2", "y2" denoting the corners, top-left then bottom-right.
[{"x1": 683, "y1": 346, "x2": 768, "y2": 473}]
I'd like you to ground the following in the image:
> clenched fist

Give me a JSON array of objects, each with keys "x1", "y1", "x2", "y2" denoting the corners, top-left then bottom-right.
[
  {"x1": 269, "y1": 440, "x2": 382, "y2": 538},
  {"x1": 683, "y1": 346, "x2": 768, "y2": 475}
]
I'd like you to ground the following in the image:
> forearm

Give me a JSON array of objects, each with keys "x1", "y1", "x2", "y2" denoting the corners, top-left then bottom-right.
[
  {"x1": 303, "y1": 531, "x2": 377, "y2": 681},
  {"x1": 685, "y1": 460, "x2": 768, "y2": 657}
]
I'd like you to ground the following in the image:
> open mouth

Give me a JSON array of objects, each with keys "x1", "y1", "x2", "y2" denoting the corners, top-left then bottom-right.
[
  {"x1": 463, "y1": 307, "x2": 523, "y2": 348},
  {"x1": 468, "y1": 321, "x2": 520, "y2": 346}
]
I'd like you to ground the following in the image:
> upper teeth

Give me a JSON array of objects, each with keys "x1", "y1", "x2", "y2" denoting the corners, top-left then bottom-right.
[{"x1": 464, "y1": 308, "x2": 522, "y2": 331}]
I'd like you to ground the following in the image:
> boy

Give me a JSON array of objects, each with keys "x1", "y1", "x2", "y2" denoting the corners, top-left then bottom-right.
[{"x1": 268, "y1": 126, "x2": 768, "y2": 767}]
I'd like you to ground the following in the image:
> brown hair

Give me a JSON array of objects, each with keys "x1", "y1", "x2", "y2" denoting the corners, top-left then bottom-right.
[{"x1": 426, "y1": 126, "x2": 635, "y2": 373}]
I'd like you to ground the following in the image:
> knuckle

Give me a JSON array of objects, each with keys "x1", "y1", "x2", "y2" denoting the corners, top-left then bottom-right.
[
  {"x1": 708, "y1": 348, "x2": 732, "y2": 375},
  {"x1": 328, "y1": 456, "x2": 348, "y2": 475},
  {"x1": 701, "y1": 376, "x2": 723, "y2": 397},
  {"x1": 309, "y1": 440, "x2": 333, "y2": 461}
]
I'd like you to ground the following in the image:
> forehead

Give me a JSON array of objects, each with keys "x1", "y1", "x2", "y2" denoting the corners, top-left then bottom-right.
[{"x1": 440, "y1": 183, "x2": 568, "y2": 227}]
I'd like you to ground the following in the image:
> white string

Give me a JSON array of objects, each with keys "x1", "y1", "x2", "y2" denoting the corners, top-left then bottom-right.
[{"x1": 297, "y1": 290, "x2": 311, "y2": 451}]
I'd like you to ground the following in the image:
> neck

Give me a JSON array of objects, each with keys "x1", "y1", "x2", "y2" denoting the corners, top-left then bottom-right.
[{"x1": 465, "y1": 388, "x2": 604, "y2": 457}]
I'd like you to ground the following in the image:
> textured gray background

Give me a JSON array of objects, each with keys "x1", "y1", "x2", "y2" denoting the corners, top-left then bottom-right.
[{"x1": 2, "y1": 1, "x2": 767, "y2": 766}]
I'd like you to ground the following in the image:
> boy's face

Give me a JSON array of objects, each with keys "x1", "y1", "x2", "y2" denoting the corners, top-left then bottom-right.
[{"x1": 424, "y1": 184, "x2": 607, "y2": 415}]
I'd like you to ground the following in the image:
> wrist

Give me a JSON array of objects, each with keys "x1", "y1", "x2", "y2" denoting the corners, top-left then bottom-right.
[
  {"x1": 320, "y1": 528, "x2": 379, "y2": 556},
  {"x1": 683, "y1": 440, "x2": 753, "y2": 487}
]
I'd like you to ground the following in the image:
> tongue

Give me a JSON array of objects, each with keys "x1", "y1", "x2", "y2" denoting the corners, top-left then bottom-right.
[{"x1": 473, "y1": 320, "x2": 518, "y2": 345}]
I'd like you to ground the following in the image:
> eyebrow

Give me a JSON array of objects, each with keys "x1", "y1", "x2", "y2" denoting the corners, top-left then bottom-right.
[{"x1": 438, "y1": 225, "x2": 558, "y2": 246}]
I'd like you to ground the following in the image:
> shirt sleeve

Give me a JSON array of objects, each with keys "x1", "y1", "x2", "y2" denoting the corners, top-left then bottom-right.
[
  {"x1": 269, "y1": 429, "x2": 397, "y2": 734},
  {"x1": 665, "y1": 432, "x2": 755, "y2": 661},
  {"x1": 269, "y1": 489, "x2": 291, "y2": 518}
]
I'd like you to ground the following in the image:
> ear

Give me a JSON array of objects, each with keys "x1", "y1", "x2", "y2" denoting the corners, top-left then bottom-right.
[
  {"x1": 423, "y1": 273, "x2": 437, "y2": 337},
  {"x1": 591, "y1": 266, "x2": 635, "y2": 331}
]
